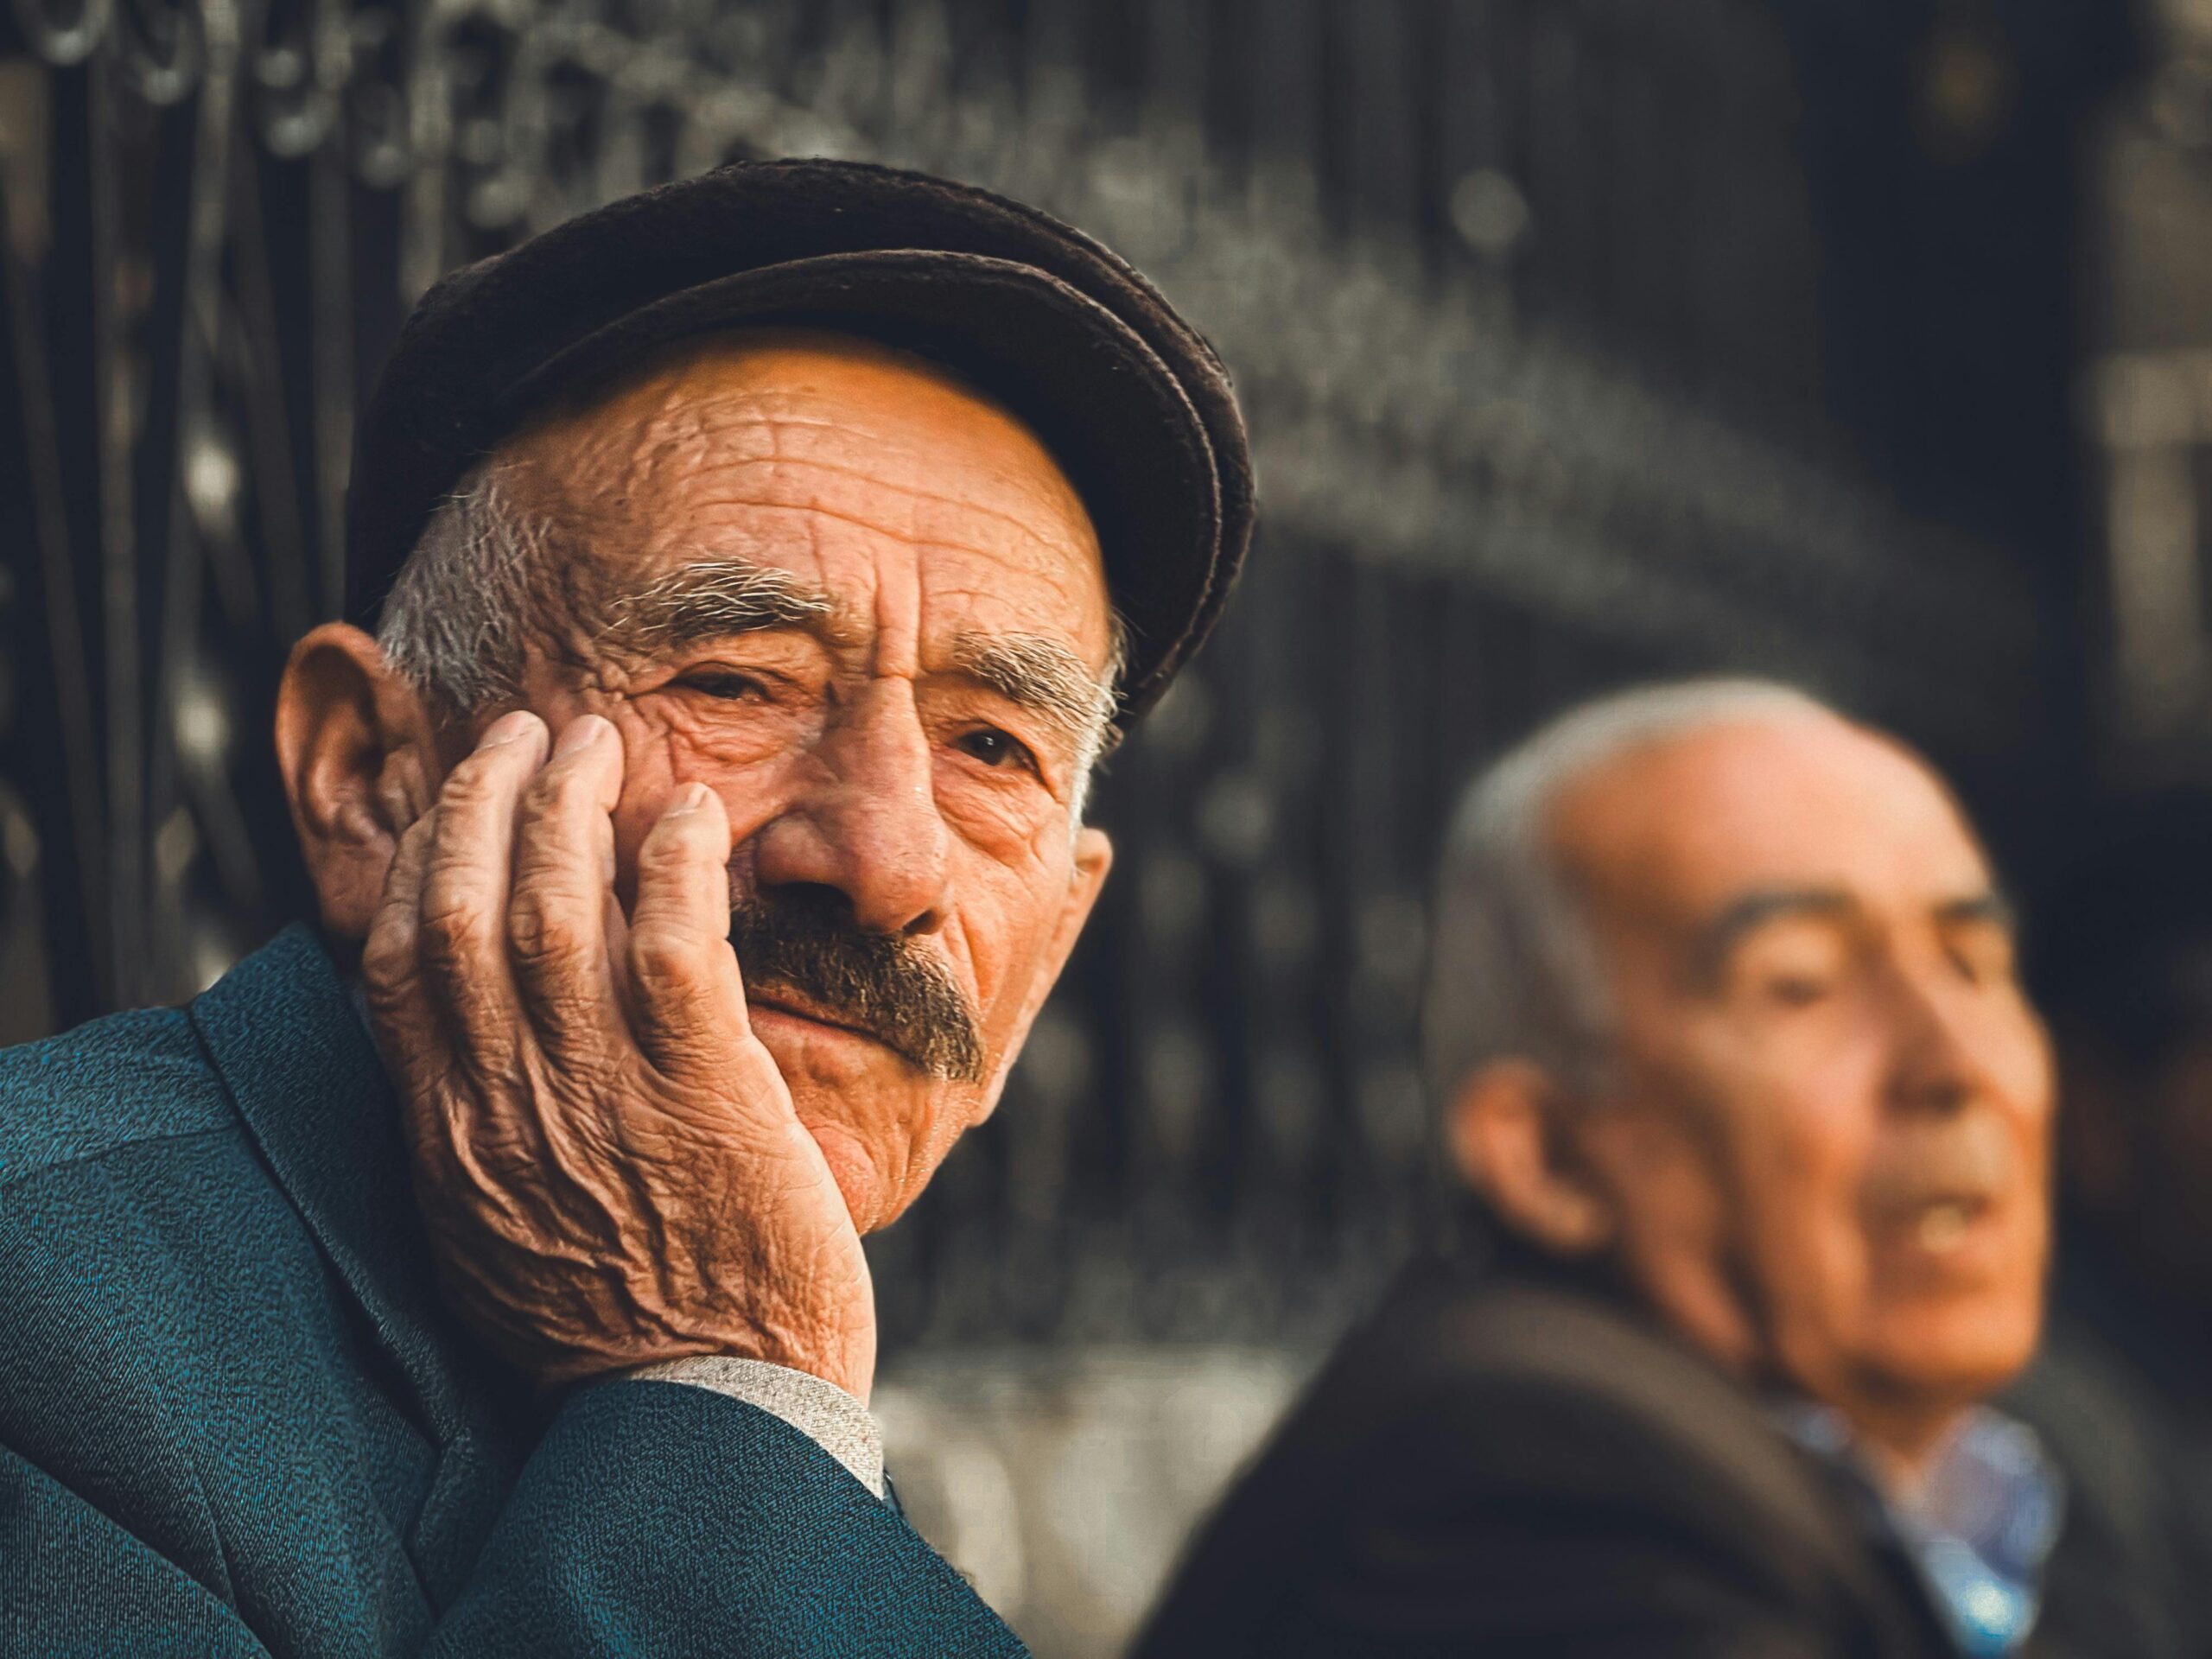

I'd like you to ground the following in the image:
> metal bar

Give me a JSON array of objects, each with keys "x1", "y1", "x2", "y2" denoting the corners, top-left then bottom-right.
[
  {"x1": 0, "y1": 123, "x2": 111, "y2": 1009},
  {"x1": 88, "y1": 52, "x2": 143, "y2": 1007}
]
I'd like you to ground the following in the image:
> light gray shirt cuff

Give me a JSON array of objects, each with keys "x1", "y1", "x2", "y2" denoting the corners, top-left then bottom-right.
[{"x1": 624, "y1": 1357, "x2": 886, "y2": 1500}]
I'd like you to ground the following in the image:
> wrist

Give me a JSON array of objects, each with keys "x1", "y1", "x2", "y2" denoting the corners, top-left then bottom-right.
[
  {"x1": 531, "y1": 1327, "x2": 875, "y2": 1405},
  {"x1": 625, "y1": 1355, "x2": 886, "y2": 1497}
]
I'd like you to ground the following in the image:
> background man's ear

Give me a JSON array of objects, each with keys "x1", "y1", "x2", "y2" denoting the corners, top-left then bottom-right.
[
  {"x1": 1445, "y1": 1058, "x2": 1618, "y2": 1255},
  {"x1": 275, "y1": 623, "x2": 439, "y2": 941}
]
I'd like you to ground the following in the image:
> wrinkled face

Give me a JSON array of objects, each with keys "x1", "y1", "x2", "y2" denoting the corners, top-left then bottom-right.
[
  {"x1": 1552, "y1": 717, "x2": 2053, "y2": 1433},
  {"x1": 477, "y1": 331, "x2": 1117, "y2": 1232}
]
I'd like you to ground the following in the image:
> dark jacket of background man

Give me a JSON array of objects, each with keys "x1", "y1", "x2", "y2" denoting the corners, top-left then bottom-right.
[{"x1": 1139, "y1": 683, "x2": 2183, "y2": 1659}]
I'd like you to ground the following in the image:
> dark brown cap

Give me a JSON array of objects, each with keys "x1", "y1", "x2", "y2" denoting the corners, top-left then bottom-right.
[{"x1": 346, "y1": 156, "x2": 1254, "y2": 724}]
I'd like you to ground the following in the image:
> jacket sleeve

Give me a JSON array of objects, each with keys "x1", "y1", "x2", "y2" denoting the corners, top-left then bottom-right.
[
  {"x1": 2, "y1": 1382, "x2": 1023, "y2": 1659},
  {"x1": 422, "y1": 1377, "x2": 1027, "y2": 1659},
  {"x1": 0, "y1": 1439, "x2": 270, "y2": 1658}
]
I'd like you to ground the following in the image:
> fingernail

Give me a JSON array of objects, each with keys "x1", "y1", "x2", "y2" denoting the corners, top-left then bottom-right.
[
  {"x1": 553, "y1": 715, "x2": 607, "y2": 757},
  {"x1": 666, "y1": 783, "x2": 714, "y2": 816},
  {"x1": 480, "y1": 710, "x2": 541, "y2": 748}
]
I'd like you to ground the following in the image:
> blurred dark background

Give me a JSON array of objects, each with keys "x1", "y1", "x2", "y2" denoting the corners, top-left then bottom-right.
[{"x1": 0, "y1": 0, "x2": 2196, "y2": 1648}]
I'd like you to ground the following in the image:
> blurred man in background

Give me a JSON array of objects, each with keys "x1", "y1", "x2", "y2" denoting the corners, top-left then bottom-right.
[
  {"x1": 2004, "y1": 798, "x2": 2212, "y2": 1653},
  {"x1": 1141, "y1": 680, "x2": 2173, "y2": 1658}
]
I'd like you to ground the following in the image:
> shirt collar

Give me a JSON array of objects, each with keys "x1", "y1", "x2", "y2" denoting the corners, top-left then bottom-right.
[{"x1": 1770, "y1": 1398, "x2": 2064, "y2": 1657}]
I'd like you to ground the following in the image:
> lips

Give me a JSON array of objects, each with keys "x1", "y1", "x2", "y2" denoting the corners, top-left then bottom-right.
[
  {"x1": 1904, "y1": 1193, "x2": 1991, "y2": 1254},
  {"x1": 746, "y1": 989, "x2": 889, "y2": 1048}
]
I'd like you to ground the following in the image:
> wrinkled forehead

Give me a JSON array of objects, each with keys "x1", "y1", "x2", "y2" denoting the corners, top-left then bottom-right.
[
  {"x1": 1549, "y1": 715, "x2": 1993, "y2": 936},
  {"x1": 498, "y1": 327, "x2": 1112, "y2": 654}
]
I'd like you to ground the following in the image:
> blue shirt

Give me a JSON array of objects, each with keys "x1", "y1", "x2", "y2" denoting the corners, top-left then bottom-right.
[{"x1": 1772, "y1": 1401, "x2": 2064, "y2": 1657}]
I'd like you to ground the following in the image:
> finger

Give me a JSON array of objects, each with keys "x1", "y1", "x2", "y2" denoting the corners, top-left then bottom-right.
[
  {"x1": 373, "y1": 742, "x2": 433, "y2": 830},
  {"x1": 418, "y1": 710, "x2": 548, "y2": 1076},
  {"x1": 362, "y1": 809, "x2": 444, "y2": 1122},
  {"x1": 505, "y1": 715, "x2": 627, "y2": 1071},
  {"x1": 364, "y1": 810, "x2": 531, "y2": 1208},
  {"x1": 382, "y1": 803, "x2": 555, "y2": 1226},
  {"x1": 625, "y1": 783, "x2": 759, "y2": 1082}
]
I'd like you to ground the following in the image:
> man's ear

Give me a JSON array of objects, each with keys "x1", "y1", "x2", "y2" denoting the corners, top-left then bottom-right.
[
  {"x1": 1445, "y1": 1058, "x2": 1618, "y2": 1256},
  {"x1": 274, "y1": 623, "x2": 440, "y2": 942},
  {"x1": 980, "y1": 826, "x2": 1114, "y2": 1117}
]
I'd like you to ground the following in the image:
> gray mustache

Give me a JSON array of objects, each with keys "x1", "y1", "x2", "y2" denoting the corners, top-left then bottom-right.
[{"x1": 727, "y1": 893, "x2": 985, "y2": 1083}]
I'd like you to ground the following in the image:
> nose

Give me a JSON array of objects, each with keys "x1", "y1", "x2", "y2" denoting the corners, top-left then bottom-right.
[
  {"x1": 748, "y1": 677, "x2": 952, "y2": 937},
  {"x1": 1882, "y1": 959, "x2": 1999, "y2": 1117}
]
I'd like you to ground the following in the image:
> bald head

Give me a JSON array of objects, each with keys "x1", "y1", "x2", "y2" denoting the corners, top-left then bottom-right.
[
  {"x1": 1424, "y1": 680, "x2": 1837, "y2": 1098},
  {"x1": 1429, "y1": 681, "x2": 2052, "y2": 1465},
  {"x1": 1547, "y1": 711, "x2": 1988, "y2": 979}
]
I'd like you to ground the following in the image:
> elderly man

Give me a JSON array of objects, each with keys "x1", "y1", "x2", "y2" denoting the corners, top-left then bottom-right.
[
  {"x1": 1141, "y1": 681, "x2": 2163, "y2": 1659},
  {"x1": 0, "y1": 161, "x2": 1250, "y2": 1655}
]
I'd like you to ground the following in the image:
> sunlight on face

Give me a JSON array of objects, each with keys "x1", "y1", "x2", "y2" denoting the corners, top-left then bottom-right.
[{"x1": 486, "y1": 331, "x2": 1119, "y2": 1231}]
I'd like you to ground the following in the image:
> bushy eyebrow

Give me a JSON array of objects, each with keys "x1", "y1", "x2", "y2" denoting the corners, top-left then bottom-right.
[
  {"x1": 946, "y1": 629, "x2": 1116, "y2": 756},
  {"x1": 584, "y1": 559, "x2": 1113, "y2": 757},
  {"x1": 593, "y1": 556, "x2": 843, "y2": 656}
]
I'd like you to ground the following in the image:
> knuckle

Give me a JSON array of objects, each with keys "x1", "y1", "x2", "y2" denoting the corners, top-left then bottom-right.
[
  {"x1": 627, "y1": 923, "x2": 704, "y2": 995},
  {"x1": 417, "y1": 888, "x2": 486, "y2": 973},
  {"x1": 360, "y1": 925, "x2": 412, "y2": 999},
  {"x1": 436, "y1": 752, "x2": 512, "y2": 810},
  {"x1": 521, "y1": 759, "x2": 589, "y2": 821},
  {"x1": 388, "y1": 814, "x2": 436, "y2": 877},
  {"x1": 639, "y1": 811, "x2": 714, "y2": 871},
  {"x1": 505, "y1": 888, "x2": 588, "y2": 969}
]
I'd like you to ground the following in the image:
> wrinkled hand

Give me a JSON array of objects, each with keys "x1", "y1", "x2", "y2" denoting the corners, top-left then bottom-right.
[{"x1": 362, "y1": 711, "x2": 876, "y2": 1401}]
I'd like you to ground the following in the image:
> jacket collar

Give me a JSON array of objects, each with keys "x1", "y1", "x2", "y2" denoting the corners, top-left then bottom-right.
[
  {"x1": 187, "y1": 924, "x2": 488, "y2": 1447},
  {"x1": 188, "y1": 924, "x2": 529, "y2": 1592}
]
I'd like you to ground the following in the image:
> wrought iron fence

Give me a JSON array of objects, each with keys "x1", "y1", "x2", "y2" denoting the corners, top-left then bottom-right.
[{"x1": 1, "y1": 0, "x2": 2051, "y2": 1356}]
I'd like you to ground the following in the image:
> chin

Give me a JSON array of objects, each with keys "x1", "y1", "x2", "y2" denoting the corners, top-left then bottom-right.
[
  {"x1": 1863, "y1": 1287, "x2": 2044, "y2": 1405},
  {"x1": 804, "y1": 1116, "x2": 896, "y2": 1234},
  {"x1": 747, "y1": 1010, "x2": 995, "y2": 1232},
  {"x1": 785, "y1": 1081, "x2": 972, "y2": 1238}
]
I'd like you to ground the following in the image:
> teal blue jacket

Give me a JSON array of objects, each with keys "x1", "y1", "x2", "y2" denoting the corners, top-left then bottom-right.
[{"x1": 0, "y1": 926, "x2": 1025, "y2": 1657}]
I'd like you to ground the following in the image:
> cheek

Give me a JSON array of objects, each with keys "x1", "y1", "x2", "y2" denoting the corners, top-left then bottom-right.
[
  {"x1": 1681, "y1": 1022, "x2": 1892, "y2": 1290},
  {"x1": 959, "y1": 886, "x2": 1040, "y2": 1031},
  {"x1": 951, "y1": 804, "x2": 1077, "y2": 971},
  {"x1": 602, "y1": 709, "x2": 809, "y2": 893}
]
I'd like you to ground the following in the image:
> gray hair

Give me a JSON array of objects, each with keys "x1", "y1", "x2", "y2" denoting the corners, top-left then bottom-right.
[
  {"x1": 375, "y1": 466, "x2": 542, "y2": 715},
  {"x1": 1421, "y1": 677, "x2": 1840, "y2": 1103},
  {"x1": 376, "y1": 460, "x2": 1128, "y2": 814}
]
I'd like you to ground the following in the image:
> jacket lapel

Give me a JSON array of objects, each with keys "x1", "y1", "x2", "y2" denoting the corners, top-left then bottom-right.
[{"x1": 188, "y1": 924, "x2": 522, "y2": 1599}]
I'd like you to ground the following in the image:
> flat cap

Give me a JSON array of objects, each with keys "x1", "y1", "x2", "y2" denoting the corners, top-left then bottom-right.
[{"x1": 347, "y1": 156, "x2": 1254, "y2": 724}]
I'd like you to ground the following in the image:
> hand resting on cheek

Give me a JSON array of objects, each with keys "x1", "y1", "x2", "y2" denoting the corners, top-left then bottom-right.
[{"x1": 360, "y1": 708, "x2": 878, "y2": 1402}]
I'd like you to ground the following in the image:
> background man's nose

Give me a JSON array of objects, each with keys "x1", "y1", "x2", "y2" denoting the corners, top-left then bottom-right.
[
  {"x1": 1885, "y1": 963, "x2": 1993, "y2": 1116},
  {"x1": 750, "y1": 680, "x2": 952, "y2": 937}
]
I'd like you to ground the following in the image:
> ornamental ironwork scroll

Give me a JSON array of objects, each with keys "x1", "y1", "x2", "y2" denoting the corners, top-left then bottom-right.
[{"x1": 0, "y1": 0, "x2": 2044, "y2": 1356}]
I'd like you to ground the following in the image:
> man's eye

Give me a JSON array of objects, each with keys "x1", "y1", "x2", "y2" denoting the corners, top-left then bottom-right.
[
  {"x1": 1764, "y1": 974, "x2": 1834, "y2": 1009},
  {"x1": 955, "y1": 727, "x2": 1038, "y2": 773},
  {"x1": 1949, "y1": 938, "x2": 2016, "y2": 988},
  {"x1": 679, "y1": 670, "x2": 768, "y2": 702}
]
